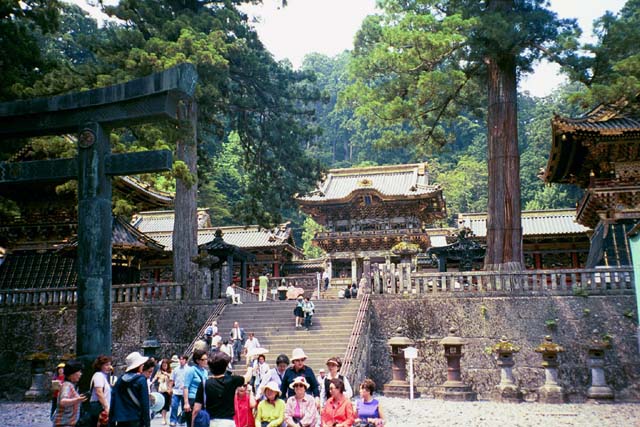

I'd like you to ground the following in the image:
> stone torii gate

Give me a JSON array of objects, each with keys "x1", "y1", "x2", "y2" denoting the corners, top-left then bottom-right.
[{"x1": 0, "y1": 64, "x2": 197, "y2": 367}]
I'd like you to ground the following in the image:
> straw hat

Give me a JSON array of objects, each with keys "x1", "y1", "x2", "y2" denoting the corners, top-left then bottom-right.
[
  {"x1": 291, "y1": 348, "x2": 307, "y2": 361},
  {"x1": 56, "y1": 362, "x2": 65, "y2": 369},
  {"x1": 263, "y1": 381, "x2": 281, "y2": 396},
  {"x1": 170, "y1": 355, "x2": 180, "y2": 363},
  {"x1": 289, "y1": 376, "x2": 310, "y2": 390},
  {"x1": 125, "y1": 351, "x2": 149, "y2": 372}
]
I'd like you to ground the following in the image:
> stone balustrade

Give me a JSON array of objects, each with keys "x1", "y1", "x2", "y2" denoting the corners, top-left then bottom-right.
[
  {"x1": 371, "y1": 266, "x2": 633, "y2": 296},
  {"x1": 0, "y1": 282, "x2": 184, "y2": 306}
]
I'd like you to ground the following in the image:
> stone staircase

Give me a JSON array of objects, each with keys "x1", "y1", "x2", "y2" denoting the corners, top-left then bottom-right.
[{"x1": 213, "y1": 299, "x2": 361, "y2": 373}]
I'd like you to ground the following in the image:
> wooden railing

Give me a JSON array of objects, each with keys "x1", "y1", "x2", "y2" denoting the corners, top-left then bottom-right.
[
  {"x1": 341, "y1": 293, "x2": 370, "y2": 382},
  {"x1": 0, "y1": 282, "x2": 185, "y2": 307},
  {"x1": 371, "y1": 266, "x2": 635, "y2": 296}
]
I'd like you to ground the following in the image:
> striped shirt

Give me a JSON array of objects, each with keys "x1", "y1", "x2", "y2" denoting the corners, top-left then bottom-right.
[{"x1": 53, "y1": 381, "x2": 81, "y2": 427}]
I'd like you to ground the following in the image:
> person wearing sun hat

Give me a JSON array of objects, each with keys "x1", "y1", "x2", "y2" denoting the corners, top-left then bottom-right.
[
  {"x1": 322, "y1": 357, "x2": 352, "y2": 408},
  {"x1": 255, "y1": 381, "x2": 285, "y2": 427},
  {"x1": 50, "y1": 362, "x2": 66, "y2": 417},
  {"x1": 280, "y1": 348, "x2": 320, "y2": 402},
  {"x1": 284, "y1": 376, "x2": 319, "y2": 427},
  {"x1": 109, "y1": 351, "x2": 151, "y2": 427}
]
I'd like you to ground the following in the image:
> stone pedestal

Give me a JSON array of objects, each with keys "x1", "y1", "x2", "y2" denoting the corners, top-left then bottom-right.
[
  {"x1": 382, "y1": 334, "x2": 420, "y2": 398},
  {"x1": 538, "y1": 366, "x2": 565, "y2": 404},
  {"x1": 383, "y1": 380, "x2": 420, "y2": 398},
  {"x1": 24, "y1": 359, "x2": 49, "y2": 401},
  {"x1": 586, "y1": 342, "x2": 614, "y2": 401},
  {"x1": 491, "y1": 336, "x2": 522, "y2": 403},
  {"x1": 535, "y1": 336, "x2": 565, "y2": 404},
  {"x1": 435, "y1": 328, "x2": 477, "y2": 401}
]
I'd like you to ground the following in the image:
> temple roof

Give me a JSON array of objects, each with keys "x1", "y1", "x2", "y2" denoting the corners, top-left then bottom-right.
[
  {"x1": 132, "y1": 210, "x2": 301, "y2": 254},
  {"x1": 296, "y1": 163, "x2": 441, "y2": 204},
  {"x1": 458, "y1": 209, "x2": 590, "y2": 238},
  {"x1": 59, "y1": 216, "x2": 165, "y2": 253},
  {"x1": 540, "y1": 101, "x2": 640, "y2": 185}
]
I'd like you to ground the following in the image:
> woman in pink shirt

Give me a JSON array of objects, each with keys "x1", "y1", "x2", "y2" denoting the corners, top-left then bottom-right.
[
  {"x1": 285, "y1": 377, "x2": 318, "y2": 427},
  {"x1": 321, "y1": 378, "x2": 354, "y2": 427}
]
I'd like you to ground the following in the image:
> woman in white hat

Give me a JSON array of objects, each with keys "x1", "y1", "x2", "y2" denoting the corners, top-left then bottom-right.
[
  {"x1": 280, "y1": 348, "x2": 320, "y2": 402},
  {"x1": 284, "y1": 376, "x2": 319, "y2": 427},
  {"x1": 255, "y1": 381, "x2": 285, "y2": 427},
  {"x1": 109, "y1": 351, "x2": 151, "y2": 427}
]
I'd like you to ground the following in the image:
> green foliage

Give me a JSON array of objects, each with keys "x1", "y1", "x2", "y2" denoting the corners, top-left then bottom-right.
[
  {"x1": 560, "y1": 0, "x2": 640, "y2": 110},
  {"x1": 480, "y1": 304, "x2": 488, "y2": 319},
  {"x1": 172, "y1": 161, "x2": 196, "y2": 188},
  {"x1": 301, "y1": 216, "x2": 325, "y2": 259},
  {"x1": 573, "y1": 287, "x2": 589, "y2": 298},
  {"x1": 545, "y1": 318, "x2": 558, "y2": 329},
  {"x1": 0, "y1": 0, "x2": 62, "y2": 101},
  {"x1": 433, "y1": 156, "x2": 488, "y2": 217}
]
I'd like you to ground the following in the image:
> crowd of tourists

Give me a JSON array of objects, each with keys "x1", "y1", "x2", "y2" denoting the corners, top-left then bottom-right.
[{"x1": 50, "y1": 345, "x2": 383, "y2": 427}]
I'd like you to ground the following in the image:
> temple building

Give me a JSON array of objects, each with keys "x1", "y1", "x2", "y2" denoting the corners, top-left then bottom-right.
[
  {"x1": 0, "y1": 174, "x2": 172, "y2": 289},
  {"x1": 539, "y1": 101, "x2": 640, "y2": 267},
  {"x1": 295, "y1": 163, "x2": 447, "y2": 287},
  {"x1": 131, "y1": 209, "x2": 303, "y2": 285},
  {"x1": 458, "y1": 209, "x2": 591, "y2": 269}
]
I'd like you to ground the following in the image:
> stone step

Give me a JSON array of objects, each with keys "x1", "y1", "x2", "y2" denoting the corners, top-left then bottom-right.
[{"x1": 200, "y1": 297, "x2": 362, "y2": 375}]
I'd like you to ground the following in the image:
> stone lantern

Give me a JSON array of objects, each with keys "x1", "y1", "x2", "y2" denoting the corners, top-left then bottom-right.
[
  {"x1": 490, "y1": 336, "x2": 522, "y2": 402},
  {"x1": 434, "y1": 327, "x2": 477, "y2": 401},
  {"x1": 142, "y1": 337, "x2": 161, "y2": 359},
  {"x1": 534, "y1": 335, "x2": 565, "y2": 403},
  {"x1": 586, "y1": 332, "x2": 614, "y2": 401},
  {"x1": 24, "y1": 352, "x2": 50, "y2": 401},
  {"x1": 382, "y1": 331, "x2": 420, "y2": 398}
]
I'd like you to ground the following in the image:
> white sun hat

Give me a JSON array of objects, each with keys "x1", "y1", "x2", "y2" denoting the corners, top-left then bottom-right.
[
  {"x1": 125, "y1": 351, "x2": 149, "y2": 373},
  {"x1": 291, "y1": 348, "x2": 307, "y2": 361}
]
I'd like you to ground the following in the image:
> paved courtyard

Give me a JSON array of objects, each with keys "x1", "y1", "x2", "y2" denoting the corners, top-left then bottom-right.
[{"x1": 1, "y1": 396, "x2": 638, "y2": 427}]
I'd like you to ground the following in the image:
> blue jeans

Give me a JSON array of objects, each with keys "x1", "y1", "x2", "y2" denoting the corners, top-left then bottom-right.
[
  {"x1": 170, "y1": 393, "x2": 184, "y2": 424},
  {"x1": 304, "y1": 314, "x2": 312, "y2": 328}
]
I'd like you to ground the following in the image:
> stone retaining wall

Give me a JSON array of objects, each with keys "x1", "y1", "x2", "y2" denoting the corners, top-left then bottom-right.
[
  {"x1": 1, "y1": 295, "x2": 638, "y2": 402},
  {"x1": 368, "y1": 295, "x2": 640, "y2": 401},
  {"x1": 0, "y1": 301, "x2": 213, "y2": 399}
]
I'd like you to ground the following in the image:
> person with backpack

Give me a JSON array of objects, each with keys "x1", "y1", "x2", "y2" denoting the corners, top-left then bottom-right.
[{"x1": 109, "y1": 352, "x2": 152, "y2": 427}]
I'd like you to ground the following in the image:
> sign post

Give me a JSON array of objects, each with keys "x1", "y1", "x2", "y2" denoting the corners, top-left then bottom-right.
[{"x1": 403, "y1": 346, "x2": 418, "y2": 400}]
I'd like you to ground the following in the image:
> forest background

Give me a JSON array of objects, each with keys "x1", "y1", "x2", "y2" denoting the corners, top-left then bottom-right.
[{"x1": 1, "y1": 0, "x2": 639, "y2": 260}]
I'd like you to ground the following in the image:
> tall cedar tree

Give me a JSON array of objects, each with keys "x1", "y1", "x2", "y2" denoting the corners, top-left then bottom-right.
[
  {"x1": 343, "y1": 0, "x2": 577, "y2": 270},
  {"x1": 98, "y1": 1, "x2": 322, "y2": 283}
]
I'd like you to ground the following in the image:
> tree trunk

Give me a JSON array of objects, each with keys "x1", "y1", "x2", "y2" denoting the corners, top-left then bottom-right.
[
  {"x1": 484, "y1": 31, "x2": 523, "y2": 271},
  {"x1": 173, "y1": 101, "x2": 199, "y2": 291}
]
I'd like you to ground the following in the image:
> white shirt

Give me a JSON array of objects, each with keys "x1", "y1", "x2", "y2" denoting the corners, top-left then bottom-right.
[{"x1": 244, "y1": 337, "x2": 261, "y2": 353}]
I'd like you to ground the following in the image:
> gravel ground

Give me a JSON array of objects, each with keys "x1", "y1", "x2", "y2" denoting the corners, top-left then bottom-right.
[{"x1": 1, "y1": 397, "x2": 638, "y2": 427}]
